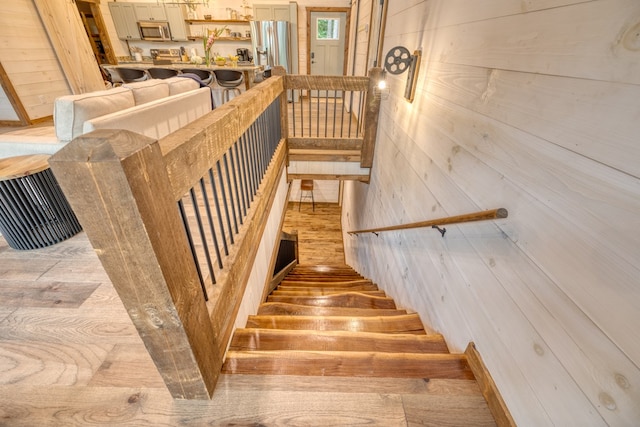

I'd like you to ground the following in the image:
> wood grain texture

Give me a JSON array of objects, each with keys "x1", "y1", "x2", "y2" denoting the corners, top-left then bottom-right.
[
  {"x1": 344, "y1": 0, "x2": 640, "y2": 424},
  {"x1": 33, "y1": 0, "x2": 104, "y2": 94},
  {"x1": 267, "y1": 292, "x2": 397, "y2": 309},
  {"x1": 245, "y1": 314, "x2": 427, "y2": 334},
  {"x1": 257, "y1": 302, "x2": 406, "y2": 317},
  {"x1": 223, "y1": 350, "x2": 474, "y2": 379},
  {"x1": 466, "y1": 342, "x2": 516, "y2": 427},
  {"x1": 0, "y1": 178, "x2": 494, "y2": 425},
  {"x1": 230, "y1": 328, "x2": 449, "y2": 353},
  {"x1": 49, "y1": 129, "x2": 218, "y2": 399}
]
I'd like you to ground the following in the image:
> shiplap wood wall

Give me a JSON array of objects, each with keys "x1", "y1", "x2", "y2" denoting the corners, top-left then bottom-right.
[
  {"x1": 0, "y1": 1, "x2": 70, "y2": 122},
  {"x1": 0, "y1": 0, "x2": 104, "y2": 123},
  {"x1": 235, "y1": 169, "x2": 290, "y2": 330},
  {"x1": 342, "y1": 0, "x2": 640, "y2": 425},
  {"x1": 289, "y1": 179, "x2": 340, "y2": 203}
]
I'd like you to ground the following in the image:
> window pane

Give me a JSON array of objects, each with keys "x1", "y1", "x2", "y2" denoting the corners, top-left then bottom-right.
[{"x1": 317, "y1": 18, "x2": 339, "y2": 40}]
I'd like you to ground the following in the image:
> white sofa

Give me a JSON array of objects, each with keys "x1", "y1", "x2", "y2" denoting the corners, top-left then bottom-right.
[{"x1": 0, "y1": 77, "x2": 213, "y2": 159}]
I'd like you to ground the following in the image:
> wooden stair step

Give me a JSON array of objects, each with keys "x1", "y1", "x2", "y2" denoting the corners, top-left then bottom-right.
[
  {"x1": 283, "y1": 275, "x2": 365, "y2": 282},
  {"x1": 292, "y1": 265, "x2": 358, "y2": 272},
  {"x1": 279, "y1": 279, "x2": 376, "y2": 288},
  {"x1": 266, "y1": 292, "x2": 396, "y2": 309},
  {"x1": 245, "y1": 314, "x2": 426, "y2": 334},
  {"x1": 276, "y1": 285, "x2": 379, "y2": 292},
  {"x1": 222, "y1": 351, "x2": 473, "y2": 379},
  {"x1": 257, "y1": 302, "x2": 407, "y2": 317},
  {"x1": 271, "y1": 289, "x2": 386, "y2": 297},
  {"x1": 229, "y1": 328, "x2": 449, "y2": 353}
]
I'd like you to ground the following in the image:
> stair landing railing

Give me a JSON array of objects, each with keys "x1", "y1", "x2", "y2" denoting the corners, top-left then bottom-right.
[
  {"x1": 48, "y1": 70, "x2": 382, "y2": 400},
  {"x1": 348, "y1": 208, "x2": 508, "y2": 237}
]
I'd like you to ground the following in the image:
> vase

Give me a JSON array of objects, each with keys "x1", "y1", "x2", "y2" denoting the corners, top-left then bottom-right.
[{"x1": 204, "y1": 51, "x2": 210, "y2": 66}]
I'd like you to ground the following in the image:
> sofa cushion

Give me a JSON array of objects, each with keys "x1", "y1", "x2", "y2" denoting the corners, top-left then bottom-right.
[
  {"x1": 54, "y1": 87, "x2": 134, "y2": 143},
  {"x1": 82, "y1": 87, "x2": 212, "y2": 141},
  {"x1": 122, "y1": 79, "x2": 170, "y2": 105},
  {"x1": 165, "y1": 76, "x2": 200, "y2": 95}
]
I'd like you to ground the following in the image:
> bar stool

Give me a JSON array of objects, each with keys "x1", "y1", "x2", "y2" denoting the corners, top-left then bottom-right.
[
  {"x1": 299, "y1": 179, "x2": 315, "y2": 211},
  {"x1": 147, "y1": 68, "x2": 179, "y2": 79},
  {"x1": 213, "y1": 69, "x2": 243, "y2": 103},
  {"x1": 115, "y1": 67, "x2": 149, "y2": 83},
  {"x1": 181, "y1": 68, "x2": 215, "y2": 86}
]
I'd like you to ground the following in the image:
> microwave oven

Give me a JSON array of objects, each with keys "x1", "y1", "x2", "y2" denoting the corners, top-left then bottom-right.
[{"x1": 138, "y1": 21, "x2": 171, "y2": 41}]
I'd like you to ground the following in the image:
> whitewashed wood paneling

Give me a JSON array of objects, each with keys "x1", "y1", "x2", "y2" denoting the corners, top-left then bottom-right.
[
  {"x1": 289, "y1": 179, "x2": 340, "y2": 203},
  {"x1": 288, "y1": 160, "x2": 369, "y2": 176},
  {"x1": 0, "y1": 85, "x2": 19, "y2": 121},
  {"x1": 342, "y1": 0, "x2": 640, "y2": 425},
  {"x1": 234, "y1": 170, "x2": 289, "y2": 334},
  {"x1": 0, "y1": 1, "x2": 70, "y2": 121}
]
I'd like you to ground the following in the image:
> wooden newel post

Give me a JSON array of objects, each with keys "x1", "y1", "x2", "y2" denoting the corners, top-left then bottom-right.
[
  {"x1": 361, "y1": 67, "x2": 383, "y2": 169},
  {"x1": 49, "y1": 129, "x2": 221, "y2": 399}
]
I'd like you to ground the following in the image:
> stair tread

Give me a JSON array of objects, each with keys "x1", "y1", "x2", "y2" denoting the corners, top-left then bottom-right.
[
  {"x1": 246, "y1": 314, "x2": 426, "y2": 334},
  {"x1": 222, "y1": 351, "x2": 473, "y2": 379},
  {"x1": 267, "y1": 292, "x2": 396, "y2": 309},
  {"x1": 230, "y1": 328, "x2": 449, "y2": 353}
]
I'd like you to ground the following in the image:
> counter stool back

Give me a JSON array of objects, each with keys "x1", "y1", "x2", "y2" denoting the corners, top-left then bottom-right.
[
  {"x1": 213, "y1": 69, "x2": 243, "y2": 103},
  {"x1": 181, "y1": 69, "x2": 215, "y2": 86},
  {"x1": 115, "y1": 67, "x2": 149, "y2": 83},
  {"x1": 147, "y1": 68, "x2": 180, "y2": 79}
]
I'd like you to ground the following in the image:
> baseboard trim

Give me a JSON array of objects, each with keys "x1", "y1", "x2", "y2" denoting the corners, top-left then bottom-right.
[{"x1": 465, "y1": 342, "x2": 517, "y2": 427}]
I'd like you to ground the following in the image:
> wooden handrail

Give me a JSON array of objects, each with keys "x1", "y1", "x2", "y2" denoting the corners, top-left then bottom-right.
[{"x1": 348, "y1": 208, "x2": 508, "y2": 236}]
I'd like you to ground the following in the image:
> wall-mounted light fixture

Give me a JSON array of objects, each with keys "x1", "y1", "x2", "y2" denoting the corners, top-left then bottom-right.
[
  {"x1": 374, "y1": 70, "x2": 390, "y2": 100},
  {"x1": 383, "y1": 46, "x2": 421, "y2": 102}
]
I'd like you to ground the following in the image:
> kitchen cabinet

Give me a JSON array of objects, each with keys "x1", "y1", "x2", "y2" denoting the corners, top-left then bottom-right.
[
  {"x1": 108, "y1": 2, "x2": 141, "y2": 40},
  {"x1": 254, "y1": 5, "x2": 292, "y2": 21},
  {"x1": 133, "y1": 3, "x2": 166, "y2": 21},
  {"x1": 165, "y1": 5, "x2": 188, "y2": 41}
]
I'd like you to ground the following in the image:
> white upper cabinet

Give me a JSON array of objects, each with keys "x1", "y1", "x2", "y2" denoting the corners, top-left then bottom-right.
[
  {"x1": 133, "y1": 3, "x2": 166, "y2": 21},
  {"x1": 164, "y1": 5, "x2": 187, "y2": 41},
  {"x1": 108, "y1": 2, "x2": 141, "y2": 40}
]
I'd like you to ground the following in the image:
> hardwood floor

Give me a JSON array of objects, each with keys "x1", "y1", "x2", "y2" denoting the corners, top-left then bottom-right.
[{"x1": 0, "y1": 201, "x2": 494, "y2": 426}]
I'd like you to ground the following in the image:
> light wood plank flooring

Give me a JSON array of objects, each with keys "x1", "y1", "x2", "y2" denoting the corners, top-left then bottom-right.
[{"x1": 0, "y1": 201, "x2": 494, "y2": 426}]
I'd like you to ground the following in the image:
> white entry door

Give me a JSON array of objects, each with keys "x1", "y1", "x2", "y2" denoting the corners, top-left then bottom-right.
[{"x1": 310, "y1": 11, "x2": 346, "y2": 97}]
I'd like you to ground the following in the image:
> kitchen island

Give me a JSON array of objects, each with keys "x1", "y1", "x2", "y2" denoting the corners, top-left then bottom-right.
[{"x1": 103, "y1": 62, "x2": 263, "y2": 90}]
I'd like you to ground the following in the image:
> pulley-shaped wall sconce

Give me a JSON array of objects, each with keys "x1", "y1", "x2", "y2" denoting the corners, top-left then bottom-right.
[{"x1": 383, "y1": 46, "x2": 422, "y2": 102}]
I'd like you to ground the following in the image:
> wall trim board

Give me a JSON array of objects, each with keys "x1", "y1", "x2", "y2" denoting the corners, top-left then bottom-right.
[{"x1": 465, "y1": 342, "x2": 516, "y2": 427}]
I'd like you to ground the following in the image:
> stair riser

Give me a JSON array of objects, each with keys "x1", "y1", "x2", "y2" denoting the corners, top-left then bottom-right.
[
  {"x1": 246, "y1": 314, "x2": 427, "y2": 334},
  {"x1": 230, "y1": 330, "x2": 450, "y2": 353},
  {"x1": 267, "y1": 294, "x2": 396, "y2": 309},
  {"x1": 222, "y1": 352, "x2": 474, "y2": 380},
  {"x1": 258, "y1": 303, "x2": 407, "y2": 317}
]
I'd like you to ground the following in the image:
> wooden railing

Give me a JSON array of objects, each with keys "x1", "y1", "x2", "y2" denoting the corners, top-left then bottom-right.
[
  {"x1": 48, "y1": 70, "x2": 381, "y2": 399},
  {"x1": 348, "y1": 208, "x2": 509, "y2": 236}
]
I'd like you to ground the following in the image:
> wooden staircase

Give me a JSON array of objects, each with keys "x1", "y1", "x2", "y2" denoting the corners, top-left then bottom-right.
[{"x1": 223, "y1": 264, "x2": 475, "y2": 381}]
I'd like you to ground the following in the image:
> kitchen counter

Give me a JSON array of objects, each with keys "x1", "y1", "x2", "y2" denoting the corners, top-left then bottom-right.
[{"x1": 104, "y1": 62, "x2": 263, "y2": 90}]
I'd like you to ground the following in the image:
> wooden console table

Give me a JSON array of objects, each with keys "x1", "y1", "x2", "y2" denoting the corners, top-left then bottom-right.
[{"x1": 0, "y1": 154, "x2": 81, "y2": 250}]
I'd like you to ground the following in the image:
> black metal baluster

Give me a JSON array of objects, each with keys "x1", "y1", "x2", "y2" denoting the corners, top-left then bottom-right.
[
  {"x1": 216, "y1": 160, "x2": 234, "y2": 245},
  {"x1": 238, "y1": 134, "x2": 252, "y2": 207},
  {"x1": 222, "y1": 152, "x2": 239, "y2": 234},
  {"x1": 230, "y1": 142, "x2": 245, "y2": 221},
  {"x1": 199, "y1": 177, "x2": 223, "y2": 270},
  {"x1": 208, "y1": 168, "x2": 229, "y2": 256},
  {"x1": 178, "y1": 199, "x2": 208, "y2": 301},
  {"x1": 190, "y1": 186, "x2": 215, "y2": 287}
]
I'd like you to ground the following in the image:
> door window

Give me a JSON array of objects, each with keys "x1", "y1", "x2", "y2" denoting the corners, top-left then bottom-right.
[{"x1": 316, "y1": 18, "x2": 340, "y2": 40}]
